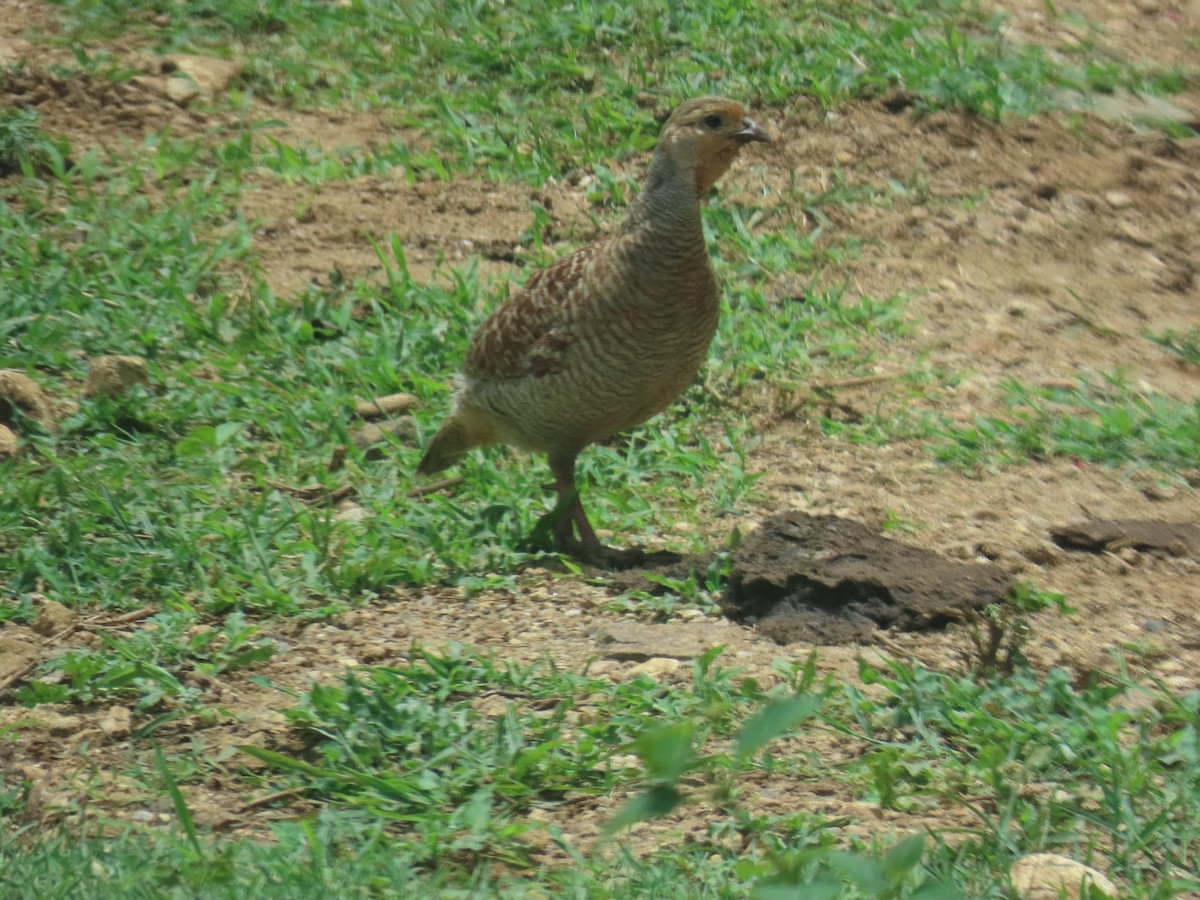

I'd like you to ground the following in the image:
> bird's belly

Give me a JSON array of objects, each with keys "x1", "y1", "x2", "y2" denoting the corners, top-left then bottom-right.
[{"x1": 471, "y1": 326, "x2": 714, "y2": 454}]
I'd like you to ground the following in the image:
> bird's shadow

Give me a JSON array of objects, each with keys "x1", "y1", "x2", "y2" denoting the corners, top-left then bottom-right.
[
  {"x1": 519, "y1": 493, "x2": 690, "y2": 573},
  {"x1": 530, "y1": 548, "x2": 708, "y2": 582}
]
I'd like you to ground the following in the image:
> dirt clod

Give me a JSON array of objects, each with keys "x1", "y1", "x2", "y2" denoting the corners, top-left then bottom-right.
[
  {"x1": 31, "y1": 601, "x2": 75, "y2": 637},
  {"x1": 724, "y1": 513, "x2": 1013, "y2": 644},
  {"x1": 0, "y1": 38, "x2": 34, "y2": 66},
  {"x1": 0, "y1": 369, "x2": 55, "y2": 431},
  {"x1": 1009, "y1": 853, "x2": 1118, "y2": 900},
  {"x1": 40, "y1": 713, "x2": 83, "y2": 737},
  {"x1": 98, "y1": 706, "x2": 133, "y2": 739},
  {"x1": 626, "y1": 657, "x2": 683, "y2": 679},
  {"x1": 1103, "y1": 190, "x2": 1134, "y2": 209},
  {"x1": 160, "y1": 54, "x2": 245, "y2": 96},
  {"x1": 1050, "y1": 518, "x2": 1200, "y2": 557},
  {"x1": 354, "y1": 392, "x2": 419, "y2": 419},
  {"x1": 0, "y1": 636, "x2": 39, "y2": 686},
  {"x1": 0, "y1": 424, "x2": 18, "y2": 457},
  {"x1": 334, "y1": 501, "x2": 370, "y2": 522},
  {"x1": 350, "y1": 417, "x2": 416, "y2": 457},
  {"x1": 165, "y1": 76, "x2": 203, "y2": 107},
  {"x1": 84, "y1": 355, "x2": 150, "y2": 398}
]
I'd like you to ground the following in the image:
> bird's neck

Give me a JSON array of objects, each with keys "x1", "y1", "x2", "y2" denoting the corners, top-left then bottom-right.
[{"x1": 622, "y1": 151, "x2": 703, "y2": 237}]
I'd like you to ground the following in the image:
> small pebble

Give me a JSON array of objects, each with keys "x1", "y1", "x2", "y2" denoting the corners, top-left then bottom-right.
[
  {"x1": 1117, "y1": 220, "x2": 1152, "y2": 246},
  {"x1": 1104, "y1": 190, "x2": 1134, "y2": 210}
]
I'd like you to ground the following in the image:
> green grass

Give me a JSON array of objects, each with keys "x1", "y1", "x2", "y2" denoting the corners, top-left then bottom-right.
[
  {"x1": 4, "y1": 646, "x2": 1197, "y2": 896},
  {"x1": 1147, "y1": 327, "x2": 1200, "y2": 368},
  {"x1": 839, "y1": 657, "x2": 1200, "y2": 897},
  {"x1": 0, "y1": 811, "x2": 475, "y2": 900},
  {"x1": 43, "y1": 0, "x2": 1193, "y2": 183},
  {"x1": 243, "y1": 647, "x2": 638, "y2": 863},
  {"x1": 3, "y1": 0, "x2": 1198, "y2": 896},
  {"x1": 14, "y1": 611, "x2": 274, "y2": 711},
  {"x1": 0, "y1": 810, "x2": 945, "y2": 899},
  {"x1": 0, "y1": 131, "x2": 901, "y2": 631},
  {"x1": 815, "y1": 370, "x2": 1200, "y2": 474},
  {"x1": 0, "y1": 108, "x2": 71, "y2": 177},
  {"x1": 931, "y1": 374, "x2": 1200, "y2": 472}
]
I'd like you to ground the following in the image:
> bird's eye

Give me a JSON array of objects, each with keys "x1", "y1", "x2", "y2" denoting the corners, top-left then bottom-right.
[{"x1": 703, "y1": 113, "x2": 723, "y2": 129}]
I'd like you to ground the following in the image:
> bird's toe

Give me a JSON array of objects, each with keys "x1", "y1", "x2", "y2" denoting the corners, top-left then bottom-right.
[{"x1": 577, "y1": 542, "x2": 646, "y2": 571}]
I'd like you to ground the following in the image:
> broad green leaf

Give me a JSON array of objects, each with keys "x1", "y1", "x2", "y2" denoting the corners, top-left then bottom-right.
[
  {"x1": 828, "y1": 850, "x2": 889, "y2": 893},
  {"x1": 633, "y1": 721, "x2": 696, "y2": 782},
  {"x1": 753, "y1": 878, "x2": 839, "y2": 900},
  {"x1": 883, "y1": 832, "x2": 926, "y2": 879},
  {"x1": 734, "y1": 695, "x2": 822, "y2": 759},
  {"x1": 605, "y1": 784, "x2": 682, "y2": 834}
]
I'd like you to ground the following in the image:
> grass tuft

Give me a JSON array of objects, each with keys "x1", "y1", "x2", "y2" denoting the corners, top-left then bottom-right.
[{"x1": 932, "y1": 374, "x2": 1200, "y2": 472}]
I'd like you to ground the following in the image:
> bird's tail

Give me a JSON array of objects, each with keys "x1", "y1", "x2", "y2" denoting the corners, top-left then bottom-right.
[{"x1": 417, "y1": 416, "x2": 473, "y2": 475}]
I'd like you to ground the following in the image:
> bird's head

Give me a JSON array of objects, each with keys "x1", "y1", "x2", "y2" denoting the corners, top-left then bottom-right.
[{"x1": 657, "y1": 96, "x2": 772, "y2": 194}]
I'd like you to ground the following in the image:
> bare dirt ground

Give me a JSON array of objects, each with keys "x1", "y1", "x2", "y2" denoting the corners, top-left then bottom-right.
[{"x1": 2, "y1": 0, "x2": 1199, "y2": 868}]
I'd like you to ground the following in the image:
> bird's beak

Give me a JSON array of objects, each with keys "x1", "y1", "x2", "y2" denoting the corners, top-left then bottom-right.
[{"x1": 736, "y1": 117, "x2": 772, "y2": 144}]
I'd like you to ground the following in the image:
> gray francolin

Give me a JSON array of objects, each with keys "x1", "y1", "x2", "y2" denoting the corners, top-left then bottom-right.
[{"x1": 418, "y1": 96, "x2": 771, "y2": 567}]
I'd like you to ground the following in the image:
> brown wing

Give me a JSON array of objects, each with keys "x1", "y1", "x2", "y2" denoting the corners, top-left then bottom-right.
[{"x1": 464, "y1": 239, "x2": 607, "y2": 381}]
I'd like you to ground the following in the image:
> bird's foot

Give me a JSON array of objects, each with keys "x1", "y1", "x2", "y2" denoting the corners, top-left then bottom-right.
[
  {"x1": 524, "y1": 505, "x2": 643, "y2": 570},
  {"x1": 536, "y1": 468, "x2": 645, "y2": 569},
  {"x1": 573, "y1": 540, "x2": 647, "y2": 571}
]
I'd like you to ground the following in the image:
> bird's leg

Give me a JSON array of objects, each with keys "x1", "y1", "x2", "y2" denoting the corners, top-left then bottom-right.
[
  {"x1": 547, "y1": 454, "x2": 644, "y2": 570},
  {"x1": 546, "y1": 453, "x2": 588, "y2": 553}
]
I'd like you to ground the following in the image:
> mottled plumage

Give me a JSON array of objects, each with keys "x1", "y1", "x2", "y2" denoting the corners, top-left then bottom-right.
[{"x1": 418, "y1": 96, "x2": 771, "y2": 566}]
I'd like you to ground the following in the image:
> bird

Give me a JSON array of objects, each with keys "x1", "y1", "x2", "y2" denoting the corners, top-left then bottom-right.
[{"x1": 417, "y1": 96, "x2": 771, "y2": 568}]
